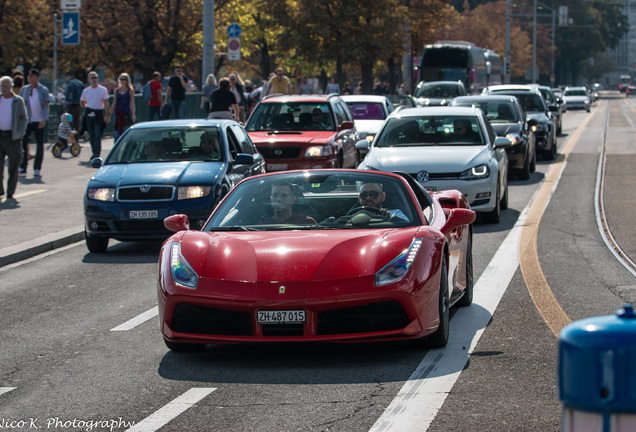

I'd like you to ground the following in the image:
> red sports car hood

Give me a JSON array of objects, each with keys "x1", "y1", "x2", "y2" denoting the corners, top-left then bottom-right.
[
  {"x1": 248, "y1": 131, "x2": 334, "y2": 145},
  {"x1": 176, "y1": 228, "x2": 433, "y2": 282}
]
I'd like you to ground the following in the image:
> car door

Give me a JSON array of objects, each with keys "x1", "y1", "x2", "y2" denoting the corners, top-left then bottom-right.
[
  {"x1": 227, "y1": 125, "x2": 265, "y2": 185},
  {"x1": 334, "y1": 100, "x2": 358, "y2": 167}
]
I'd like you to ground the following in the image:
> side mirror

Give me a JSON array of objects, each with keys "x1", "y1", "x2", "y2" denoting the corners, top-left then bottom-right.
[
  {"x1": 548, "y1": 105, "x2": 558, "y2": 112},
  {"x1": 494, "y1": 136, "x2": 512, "y2": 149},
  {"x1": 164, "y1": 214, "x2": 190, "y2": 232},
  {"x1": 440, "y1": 208, "x2": 475, "y2": 236},
  {"x1": 355, "y1": 140, "x2": 370, "y2": 150},
  {"x1": 91, "y1": 157, "x2": 103, "y2": 168},
  {"x1": 339, "y1": 120, "x2": 354, "y2": 131},
  {"x1": 234, "y1": 153, "x2": 255, "y2": 165}
]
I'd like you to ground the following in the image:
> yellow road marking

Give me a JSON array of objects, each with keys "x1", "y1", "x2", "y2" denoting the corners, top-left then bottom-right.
[{"x1": 519, "y1": 106, "x2": 597, "y2": 337}]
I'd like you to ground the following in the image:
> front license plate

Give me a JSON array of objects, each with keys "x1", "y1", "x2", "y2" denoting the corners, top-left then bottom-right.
[
  {"x1": 129, "y1": 210, "x2": 158, "y2": 219},
  {"x1": 267, "y1": 164, "x2": 288, "y2": 171},
  {"x1": 257, "y1": 310, "x2": 306, "y2": 324},
  {"x1": 424, "y1": 186, "x2": 437, "y2": 192}
]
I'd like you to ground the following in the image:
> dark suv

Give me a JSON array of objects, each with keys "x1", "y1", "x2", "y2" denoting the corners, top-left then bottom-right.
[
  {"x1": 484, "y1": 85, "x2": 557, "y2": 160},
  {"x1": 245, "y1": 94, "x2": 359, "y2": 171}
]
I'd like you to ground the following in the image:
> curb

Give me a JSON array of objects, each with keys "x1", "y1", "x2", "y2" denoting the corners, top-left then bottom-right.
[{"x1": 0, "y1": 225, "x2": 85, "y2": 268}]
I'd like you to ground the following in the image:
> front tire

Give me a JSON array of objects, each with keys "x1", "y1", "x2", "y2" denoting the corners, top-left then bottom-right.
[
  {"x1": 482, "y1": 185, "x2": 501, "y2": 224},
  {"x1": 85, "y1": 233, "x2": 109, "y2": 253},
  {"x1": 427, "y1": 256, "x2": 450, "y2": 348}
]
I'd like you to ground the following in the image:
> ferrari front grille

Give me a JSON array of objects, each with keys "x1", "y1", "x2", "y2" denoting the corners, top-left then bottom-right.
[
  {"x1": 171, "y1": 304, "x2": 253, "y2": 336},
  {"x1": 317, "y1": 301, "x2": 410, "y2": 335}
]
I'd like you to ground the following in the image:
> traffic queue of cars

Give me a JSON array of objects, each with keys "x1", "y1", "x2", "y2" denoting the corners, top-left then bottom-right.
[{"x1": 82, "y1": 78, "x2": 588, "y2": 352}]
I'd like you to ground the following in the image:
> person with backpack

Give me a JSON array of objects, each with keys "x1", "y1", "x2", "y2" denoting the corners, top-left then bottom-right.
[{"x1": 146, "y1": 71, "x2": 162, "y2": 121}]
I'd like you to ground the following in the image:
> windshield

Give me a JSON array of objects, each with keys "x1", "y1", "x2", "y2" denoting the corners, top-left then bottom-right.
[
  {"x1": 345, "y1": 102, "x2": 386, "y2": 120},
  {"x1": 245, "y1": 102, "x2": 335, "y2": 132},
  {"x1": 564, "y1": 89, "x2": 588, "y2": 96},
  {"x1": 415, "y1": 83, "x2": 464, "y2": 98},
  {"x1": 513, "y1": 93, "x2": 546, "y2": 112},
  {"x1": 373, "y1": 116, "x2": 485, "y2": 147},
  {"x1": 205, "y1": 171, "x2": 420, "y2": 231},
  {"x1": 454, "y1": 101, "x2": 519, "y2": 123},
  {"x1": 106, "y1": 127, "x2": 223, "y2": 164}
]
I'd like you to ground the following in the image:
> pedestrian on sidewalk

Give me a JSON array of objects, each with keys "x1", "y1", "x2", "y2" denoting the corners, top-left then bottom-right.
[
  {"x1": 147, "y1": 72, "x2": 163, "y2": 121},
  {"x1": 112, "y1": 72, "x2": 136, "y2": 141},
  {"x1": 65, "y1": 71, "x2": 84, "y2": 132},
  {"x1": 0, "y1": 76, "x2": 28, "y2": 200},
  {"x1": 164, "y1": 64, "x2": 189, "y2": 119},
  {"x1": 80, "y1": 71, "x2": 111, "y2": 160},
  {"x1": 207, "y1": 77, "x2": 238, "y2": 121},
  {"x1": 19, "y1": 69, "x2": 50, "y2": 177}
]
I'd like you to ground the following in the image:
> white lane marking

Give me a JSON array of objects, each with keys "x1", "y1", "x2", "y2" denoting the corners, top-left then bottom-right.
[
  {"x1": 110, "y1": 306, "x2": 159, "y2": 331},
  {"x1": 125, "y1": 387, "x2": 216, "y2": 432},
  {"x1": 0, "y1": 387, "x2": 16, "y2": 396},
  {"x1": 369, "y1": 196, "x2": 534, "y2": 432}
]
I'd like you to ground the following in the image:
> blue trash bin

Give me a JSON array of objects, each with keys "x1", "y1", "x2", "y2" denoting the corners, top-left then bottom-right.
[{"x1": 558, "y1": 303, "x2": 636, "y2": 432}]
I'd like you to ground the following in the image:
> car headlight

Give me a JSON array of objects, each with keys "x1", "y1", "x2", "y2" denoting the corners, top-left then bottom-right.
[
  {"x1": 532, "y1": 124, "x2": 547, "y2": 132},
  {"x1": 584, "y1": 99, "x2": 590, "y2": 104},
  {"x1": 305, "y1": 145, "x2": 334, "y2": 157},
  {"x1": 178, "y1": 186, "x2": 212, "y2": 200},
  {"x1": 87, "y1": 188, "x2": 115, "y2": 201},
  {"x1": 170, "y1": 242, "x2": 199, "y2": 289},
  {"x1": 375, "y1": 238, "x2": 423, "y2": 286},
  {"x1": 459, "y1": 164, "x2": 490, "y2": 180}
]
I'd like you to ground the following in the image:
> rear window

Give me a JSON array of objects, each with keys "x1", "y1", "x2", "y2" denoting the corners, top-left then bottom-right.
[
  {"x1": 421, "y1": 48, "x2": 469, "y2": 68},
  {"x1": 246, "y1": 102, "x2": 335, "y2": 132}
]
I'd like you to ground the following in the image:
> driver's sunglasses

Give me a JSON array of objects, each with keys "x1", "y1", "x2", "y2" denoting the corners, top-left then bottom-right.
[{"x1": 360, "y1": 191, "x2": 379, "y2": 199}]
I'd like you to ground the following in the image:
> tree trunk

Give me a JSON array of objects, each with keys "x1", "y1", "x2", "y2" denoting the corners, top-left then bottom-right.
[{"x1": 360, "y1": 62, "x2": 374, "y2": 94}]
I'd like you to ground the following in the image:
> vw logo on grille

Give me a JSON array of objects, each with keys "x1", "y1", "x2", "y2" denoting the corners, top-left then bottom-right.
[
  {"x1": 274, "y1": 149, "x2": 283, "y2": 156},
  {"x1": 417, "y1": 170, "x2": 430, "y2": 183},
  {"x1": 140, "y1": 185, "x2": 151, "y2": 193}
]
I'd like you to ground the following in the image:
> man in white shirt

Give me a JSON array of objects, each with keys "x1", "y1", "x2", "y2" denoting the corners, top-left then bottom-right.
[
  {"x1": 18, "y1": 69, "x2": 49, "y2": 177},
  {"x1": 0, "y1": 76, "x2": 27, "y2": 200},
  {"x1": 80, "y1": 71, "x2": 111, "y2": 160}
]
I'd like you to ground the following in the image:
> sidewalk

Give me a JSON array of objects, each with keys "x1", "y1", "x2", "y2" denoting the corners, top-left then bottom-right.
[{"x1": 0, "y1": 136, "x2": 115, "y2": 267}]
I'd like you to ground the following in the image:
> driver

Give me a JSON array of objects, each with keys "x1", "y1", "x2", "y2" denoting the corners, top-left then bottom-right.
[
  {"x1": 267, "y1": 182, "x2": 316, "y2": 224},
  {"x1": 357, "y1": 183, "x2": 408, "y2": 221}
]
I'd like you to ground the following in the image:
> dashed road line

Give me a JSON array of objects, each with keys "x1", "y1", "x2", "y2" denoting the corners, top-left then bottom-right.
[
  {"x1": 0, "y1": 387, "x2": 16, "y2": 396},
  {"x1": 110, "y1": 306, "x2": 158, "y2": 331},
  {"x1": 125, "y1": 387, "x2": 216, "y2": 432}
]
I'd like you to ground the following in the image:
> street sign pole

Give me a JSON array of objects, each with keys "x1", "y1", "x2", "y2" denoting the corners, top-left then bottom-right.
[{"x1": 53, "y1": 13, "x2": 59, "y2": 95}]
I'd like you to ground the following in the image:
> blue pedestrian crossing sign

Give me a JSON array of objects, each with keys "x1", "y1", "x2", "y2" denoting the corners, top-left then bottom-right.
[{"x1": 62, "y1": 12, "x2": 80, "y2": 45}]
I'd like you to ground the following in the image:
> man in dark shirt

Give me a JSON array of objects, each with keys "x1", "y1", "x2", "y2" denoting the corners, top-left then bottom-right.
[
  {"x1": 65, "y1": 71, "x2": 84, "y2": 131},
  {"x1": 208, "y1": 77, "x2": 238, "y2": 121},
  {"x1": 163, "y1": 65, "x2": 188, "y2": 119}
]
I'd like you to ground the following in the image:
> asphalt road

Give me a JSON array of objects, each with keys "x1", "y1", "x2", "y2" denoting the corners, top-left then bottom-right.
[{"x1": 1, "y1": 95, "x2": 635, "y2": 432}]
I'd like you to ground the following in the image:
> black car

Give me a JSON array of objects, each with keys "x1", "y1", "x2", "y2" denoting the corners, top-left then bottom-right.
[
  {"x1": 532, "y1": 85, "x2": 563, "y2": 136},
  {"x1": 483, "y1": 85, "x2": 557, "y2": 160},
  {"x1": 452, "y1": 95, "x2": 536, "y2": 179}
]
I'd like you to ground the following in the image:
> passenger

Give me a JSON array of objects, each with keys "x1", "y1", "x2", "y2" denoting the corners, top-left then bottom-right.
[
  {"x1": 267, "y1": 182, "x2": 316, "y2": 224},
  {"x1": 308, "y1": 108, "x2": 328, "y2": 130},
  {"x1": 143, "y1": 141, "x2": 165, "y2": 160},
  {"x1": 357, "y1": 182, "x2": 408, "y2": 221}
]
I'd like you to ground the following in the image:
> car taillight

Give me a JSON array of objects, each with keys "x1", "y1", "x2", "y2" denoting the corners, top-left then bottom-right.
[{"x1": 469, "y1": 69, "x2": 475, "y2": 83}]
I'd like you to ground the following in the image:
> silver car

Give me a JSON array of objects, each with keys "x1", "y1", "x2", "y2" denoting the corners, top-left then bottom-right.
[
  {"x1": 562, "y1": 87, "x2": 591, "y2": 112},
  {"x1": 357, "y1": 106, "x2": 510, "y2": 223}
]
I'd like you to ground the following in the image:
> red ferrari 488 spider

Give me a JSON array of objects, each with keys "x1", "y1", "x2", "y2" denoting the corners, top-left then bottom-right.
[{"x1": 158, "y1": 169, "x2": 475, "y2": 351}]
